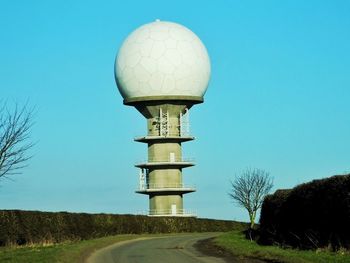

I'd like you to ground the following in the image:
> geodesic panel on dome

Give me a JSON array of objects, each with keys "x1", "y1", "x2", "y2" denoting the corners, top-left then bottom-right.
[{"x1": 115, "y1": 21, "x2": 211, "y2": 101}]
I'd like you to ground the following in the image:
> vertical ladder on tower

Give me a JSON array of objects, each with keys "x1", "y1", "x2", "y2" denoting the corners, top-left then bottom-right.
[
  {"x1": 180, "y1": 108, "x2": 190, "y2": 137},
  {"x1": 159, "y1": 108, "x2": 169, "y2": 137},
  {"x1": 139, "y1": 168, "x2": 146, "y2": 190},
  {"x1": 139, "y1": 168, "x2": 149, "y2": 190}
]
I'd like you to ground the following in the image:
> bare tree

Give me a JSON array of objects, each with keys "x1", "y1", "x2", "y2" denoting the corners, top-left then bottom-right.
[
  {"x1": 229, "y1": 168, "x2": 273, "y2": 229},
  {"x1": 0, "y1": 104, "x2": 34, "y2": 180}
]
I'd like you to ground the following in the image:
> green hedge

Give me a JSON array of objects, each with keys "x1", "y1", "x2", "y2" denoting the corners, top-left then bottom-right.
[
  {"x1": 259, "y1": 174, "x2": 350, "y2": 250},
  {"x1": 0, "y1": 210, "x2": 245, "y2": 246}
]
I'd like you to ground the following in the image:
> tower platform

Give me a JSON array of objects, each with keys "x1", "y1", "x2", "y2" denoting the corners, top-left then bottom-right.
[{"x1": 134, "y1": 135, "x2": 195, "y2": 143}]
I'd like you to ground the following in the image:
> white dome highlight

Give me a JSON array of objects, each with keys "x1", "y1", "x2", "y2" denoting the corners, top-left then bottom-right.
[{"x1": 115, "y1": 20, "x2": 211, "y2": 101}]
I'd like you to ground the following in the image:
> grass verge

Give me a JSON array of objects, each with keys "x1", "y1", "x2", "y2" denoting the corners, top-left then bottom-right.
[
  {"x1": 215, "y1": 231, "x2": 350, "y2": 263},
  {"x1": 0, "y1": 232, "x2": 201, "y2": 263},
  {"x1": 0, "y1": 234, "x2": 147, "y2": 263}
]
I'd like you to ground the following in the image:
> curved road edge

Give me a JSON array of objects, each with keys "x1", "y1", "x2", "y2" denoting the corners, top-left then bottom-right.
[
  {"x1": 85, "y1": 233, "x2": 268, "y2": 263},
  {"x1": 86, "y1": 236, "x2": 156, "y2": 263},
  {"x1": 85, "y1": 233, "x2": 223, "y2": 263}
]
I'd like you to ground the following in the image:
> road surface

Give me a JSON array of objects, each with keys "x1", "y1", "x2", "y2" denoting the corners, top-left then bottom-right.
[{"x1": 87, "y1": 233, "x2": 229, "y2": 263}]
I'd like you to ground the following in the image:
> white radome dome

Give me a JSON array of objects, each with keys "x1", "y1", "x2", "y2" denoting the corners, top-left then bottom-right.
[{"x1": 115, "y1": 20, "x2": 211, "y2": 102}]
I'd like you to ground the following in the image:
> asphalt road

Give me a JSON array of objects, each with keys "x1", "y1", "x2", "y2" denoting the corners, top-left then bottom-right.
[{"x1": 87, "y1": 233, "x2": 228, "y2": 263}]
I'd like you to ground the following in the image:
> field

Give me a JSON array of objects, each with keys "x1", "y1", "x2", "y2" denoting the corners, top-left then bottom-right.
[{"x1": 215, "y1": 231, "x2": 350, "y2": 263}]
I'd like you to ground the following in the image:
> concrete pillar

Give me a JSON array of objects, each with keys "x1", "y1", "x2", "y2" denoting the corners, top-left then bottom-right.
[{"x1": 133, "y1": 100, "x2": 198, "y2": 217}]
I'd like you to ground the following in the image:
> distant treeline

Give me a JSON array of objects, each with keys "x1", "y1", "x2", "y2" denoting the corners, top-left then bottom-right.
[
  {"x1": 259, "y1": 174, "x2": 350, "y2": 250},
  {"x1": 0, "y1": 210, "x2": 245, "y2": 246}
]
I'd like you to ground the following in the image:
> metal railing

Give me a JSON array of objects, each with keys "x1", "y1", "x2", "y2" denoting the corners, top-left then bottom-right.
[
  {"x1": 134, "y1": 132, "x2": 194, "y2": 138},
  {"x1": 137, "y1": 183, "x2": 196, "y2": 191},
  {"x1": 135, "y1": 209, "x2": 196, "y2": 217},
  {"x1": 137, "y1": 157, "x2": 195, "y2": 163},
  {"x1": 149, "y1": 209, "x2": 196, "y2": 217}
]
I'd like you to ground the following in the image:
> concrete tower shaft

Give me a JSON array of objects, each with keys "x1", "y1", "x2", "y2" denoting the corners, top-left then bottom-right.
[{"x1": 132, "y1": 99, "x2": 199, "y2": 216}]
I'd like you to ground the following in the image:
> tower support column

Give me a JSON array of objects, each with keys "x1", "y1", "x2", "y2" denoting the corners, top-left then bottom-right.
[{"x1": 133, "y1": 100, "x2": 197, "y2": 217}]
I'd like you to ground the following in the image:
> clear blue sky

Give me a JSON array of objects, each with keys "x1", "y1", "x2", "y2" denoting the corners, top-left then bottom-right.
[{"x1": 1, "y1": 0, "x2": 349, "y2": 221}]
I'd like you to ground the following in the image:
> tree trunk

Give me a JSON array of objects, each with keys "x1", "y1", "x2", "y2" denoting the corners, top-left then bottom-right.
[
  {"x1": 247, "y1": 211, "x2": 256, "y2": 241},
  {"x1": 249, "y1": 211, "x2": 256, "y2": 229}
]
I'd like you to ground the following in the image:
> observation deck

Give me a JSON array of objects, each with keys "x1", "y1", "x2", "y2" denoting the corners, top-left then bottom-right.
[
  {"x1": 136, "y1": 183, "x2": 196, "y2": 194},
  {"x1": 138, "y1": 209, "x2": 197, "y2": 217},
  {"x1": 135, "y1": 158, "x2": 195, "y2": 169},
  {"x1": 134, "y1": 135, "x2": 195, "y2": 143}
]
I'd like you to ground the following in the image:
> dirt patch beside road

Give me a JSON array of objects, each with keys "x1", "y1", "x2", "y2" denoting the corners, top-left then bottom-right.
[{"x1": 195, "y1": 237, "x2": 269, "y2": 263}]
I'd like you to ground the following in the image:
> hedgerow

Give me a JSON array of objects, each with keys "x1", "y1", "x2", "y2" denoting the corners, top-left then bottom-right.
[
  {"x1": 0, "y1": 210, "x2": 244, "y2": 246},
  {"x1": 259, "y1": 174, "x2": 350, "y2": 250}
]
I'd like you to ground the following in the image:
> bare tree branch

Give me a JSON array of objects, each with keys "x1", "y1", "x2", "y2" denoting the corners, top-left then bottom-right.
[
  {"x1": 0, "y1": 103, "x2": 34, "y2": 179},
  {"x1": 229, "y1": 168, "x2": 273, "y2": 229}
]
